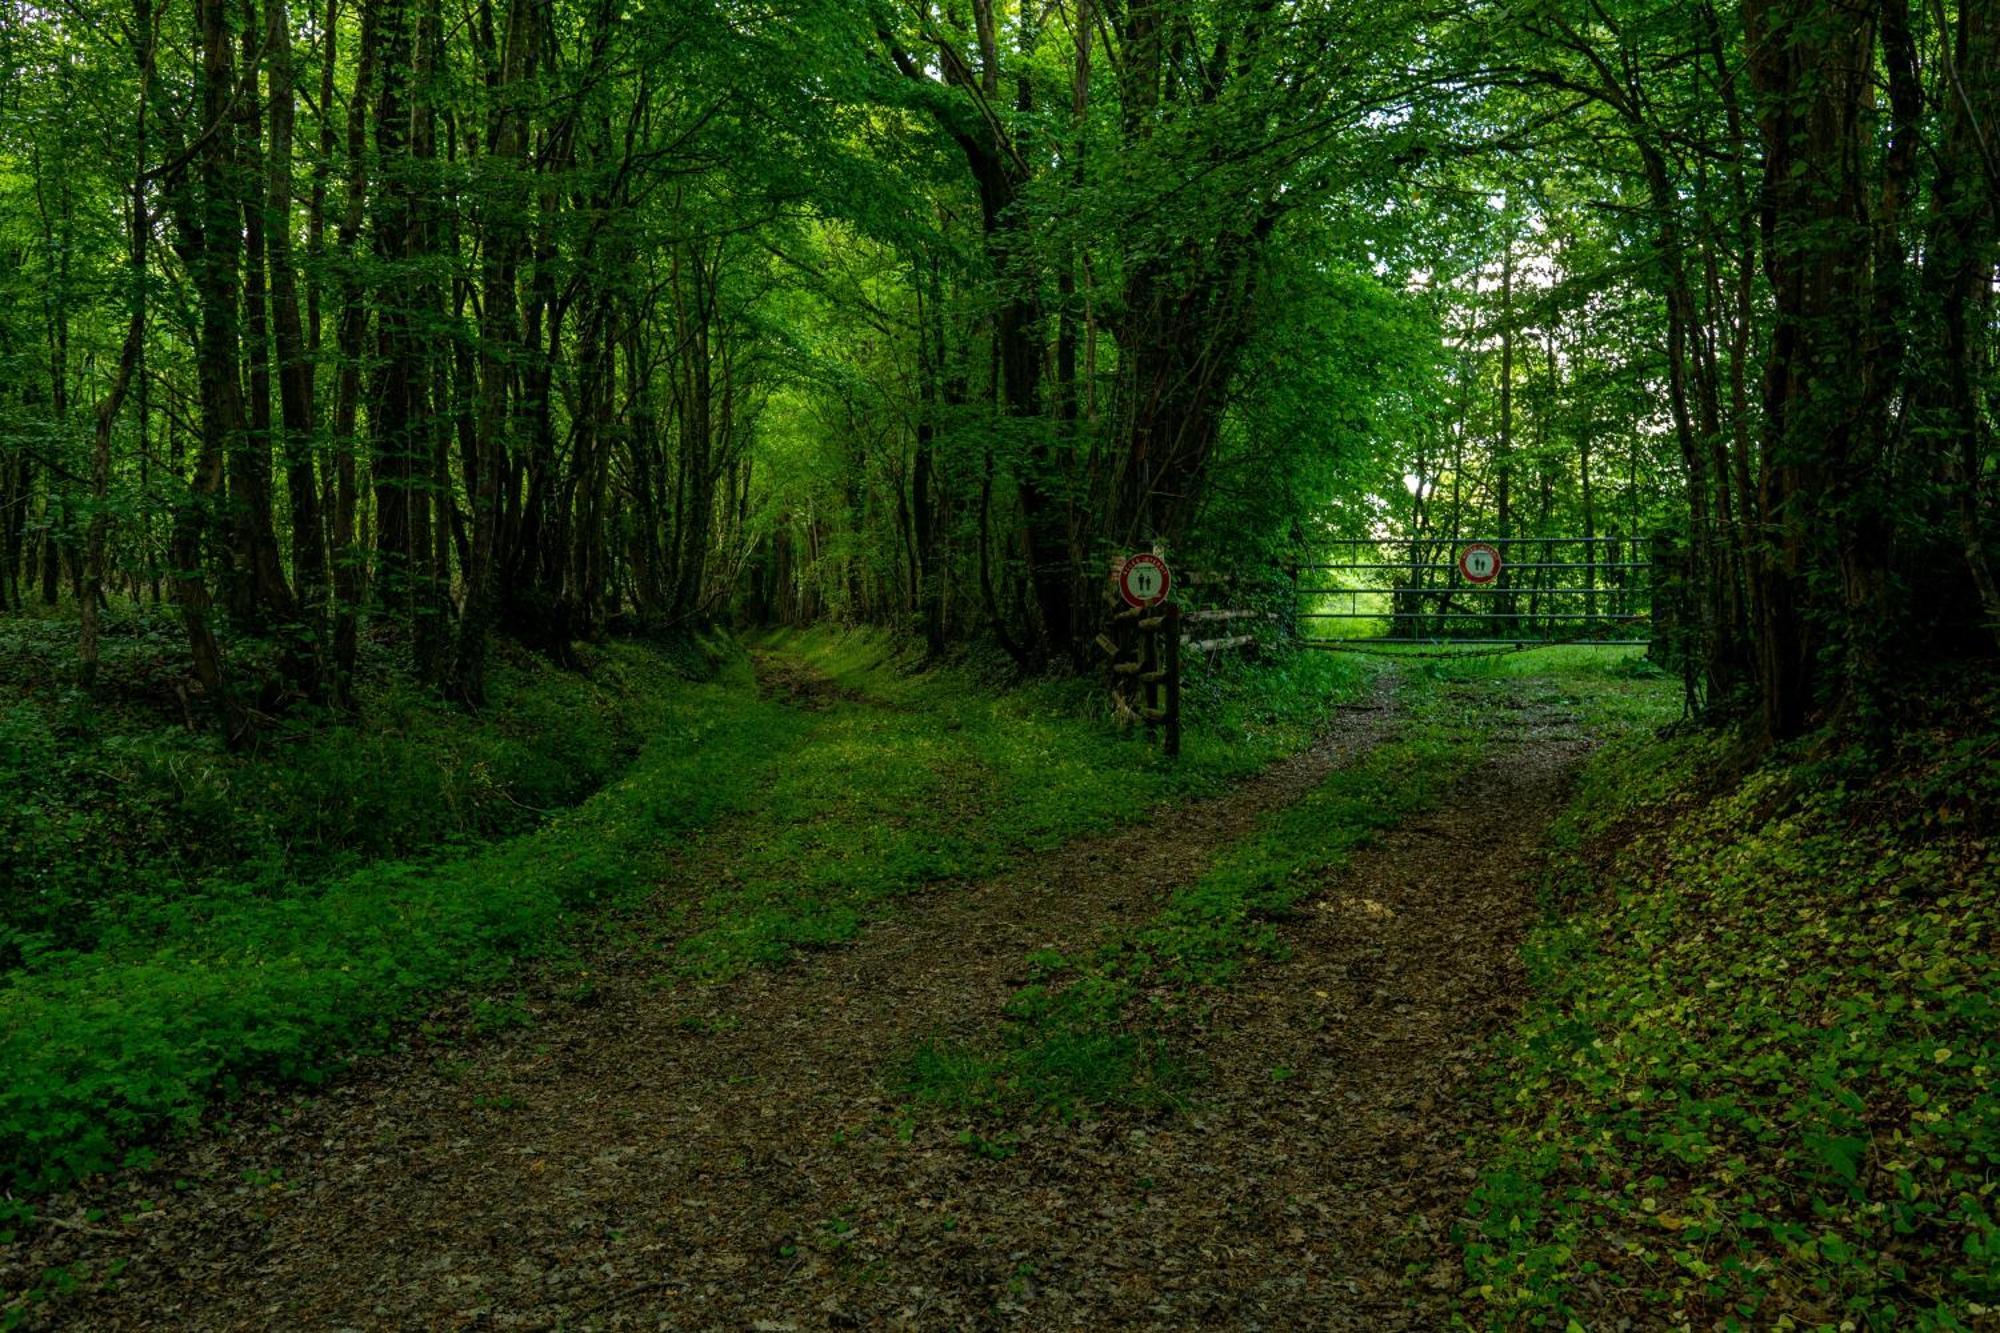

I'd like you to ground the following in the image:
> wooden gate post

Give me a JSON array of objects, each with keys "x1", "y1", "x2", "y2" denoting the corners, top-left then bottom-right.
[
  {"x1": 1105, "y1": 583, "x2": 1182, "y2": 759},
  {"x1": 1286, "y1": 562, "x2": 1300, "y2": 643},
  {"x1": 1114, "y1": 606, "x2": 1135, "y2": 724}
]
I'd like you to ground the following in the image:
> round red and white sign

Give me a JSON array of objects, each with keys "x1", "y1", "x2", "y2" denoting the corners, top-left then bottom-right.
[
  {"x1": 1458, "y1": 543, "x2": 1502, "y2": 585},
  {"x1": 1118, "y1": 553, "x2": 1172, "y2": 608}
]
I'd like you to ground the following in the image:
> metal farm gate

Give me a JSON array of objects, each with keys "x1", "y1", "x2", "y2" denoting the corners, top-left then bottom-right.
[{"x1": 1293, "y1": 535, "x2": 1660, "y2": 648}]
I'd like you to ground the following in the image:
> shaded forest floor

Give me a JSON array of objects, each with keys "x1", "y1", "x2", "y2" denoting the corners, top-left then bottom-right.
[{"x1": 2, "y1": 643, "x2": 1602, "y2": 1329}]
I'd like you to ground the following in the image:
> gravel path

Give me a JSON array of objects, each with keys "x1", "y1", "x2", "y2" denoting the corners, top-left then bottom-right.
[{"x1": 6, "y1": 669, "x2": 1589, "y2": 1330}]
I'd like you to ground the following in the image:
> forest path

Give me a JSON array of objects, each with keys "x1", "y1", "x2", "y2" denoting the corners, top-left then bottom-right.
[{"x1": 14, "y1": 657, "x2": 1588, "y2": 1331}]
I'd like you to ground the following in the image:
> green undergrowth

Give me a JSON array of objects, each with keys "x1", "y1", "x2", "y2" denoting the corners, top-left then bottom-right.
[
  {"x1": 898, "y1": 673, "x2": 1490, "y2": 1120},
  {"x1": 1420, "y1": 644, "x2": 1678, "y2": 716},
  {"x1": 1459, "y1": 693, "x2": 2000, "y2": 1329},
  {"x1": 0, "y1": 637, "x2": 809, "y2": 1198},
  {"x1": 0, "y1": 625, "x2": 1369, "y2": 1201},
  {"x1": 671, "y1": 627, "x2": 1372, "y2": 977},
  {"x1": 0, "y1": 609, "x2": 695, "y2": 970}
]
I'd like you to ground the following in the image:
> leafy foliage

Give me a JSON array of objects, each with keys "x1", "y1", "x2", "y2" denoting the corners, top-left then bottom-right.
[
  {"x1": 0, "y1": 639, "x2": 804, "y2": 1194},
  {"x1": 1462, "y1": 701, "x2": 2000, "y2": 1328},
  {"x1": 0, "y1": 612, "x2": 680, "y2": 969},
  {"x1": 0, "y1": 630, "x2": 1368, "y2": 1198}
]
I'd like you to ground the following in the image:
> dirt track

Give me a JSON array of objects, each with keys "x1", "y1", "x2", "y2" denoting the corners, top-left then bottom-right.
[{"x1": 6, "y1": 668, "x2": 1589, "y2": 1330}]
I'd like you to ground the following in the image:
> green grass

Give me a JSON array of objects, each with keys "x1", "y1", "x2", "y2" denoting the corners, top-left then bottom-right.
[
  {"x1": 1458, "y1": 694, "x2": 2000, "y2": 1330},
  {"x1": 0, "y1": 610, "x2": 696, "y2": 971},
  {"x1": 0, "y1": 643, "x2": 812, "y2": 1197},
  {"x1": 0, "y1": 626, "x2": 1372, "y2": 1201},
  {"x1": 899, "y1": 671, "x2": 1491, "y2": 1120},
  {"x1": 671, "y1": 628, "x2": 1374, "y2": 978},
  {"x1": 1421, "y1": 644, "x2": 1684, "y2": 735}
]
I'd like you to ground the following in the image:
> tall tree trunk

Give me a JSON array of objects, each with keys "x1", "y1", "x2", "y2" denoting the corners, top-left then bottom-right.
[
  {"x1": 669, "y1": 242, "x2": 717, "y2": 624},
  {"x1": 368, "y1": 0, "x2": 421, "y2": 625},
  {"x1": 82, "y1": 0, "x2": 157, "y2": 688},
  {"x1": 228, "y1": 0, "x2": 300, "y2": 636},
  {"x1": 406, "y1": 0, "x2": 448, "y2": 680},
  {"x1": 1496, "y1": 233, "x2": 1515, "y2": 626},
  {"x1": 912, "y1": 281, "x2": 948, "y2": 657},
  {"x1": 165, "y1": 0, "x2": 255, "y2": 742},
  {"x1": 1742, "y1": 0, "x2": 1880, "y2": 739},
  {"x1": 451, "y1": 0, "x2": 533, "y2": 700},
  {"x1": 1914, "y1": 0, "x2": 2000, "y2": 650},
  {"x1": 329, "y1": 0, "x2": 378, "y2": 707},
  {"x1": 1637, "y1": 139, "x2": 1736, "y2": 709},
  {"x1": 265, "y1": 0, "x2": 327, "y2": 644}
]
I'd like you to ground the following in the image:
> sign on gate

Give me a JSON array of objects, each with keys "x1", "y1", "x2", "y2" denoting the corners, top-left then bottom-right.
[
  {"x1": 1118, "y1": 553, "x2": 1172, "y2": 609},
  {"x1": 1457, "y1": 542, "x2": 1502, "y2": 585},
  {"x1": 1292, "y1": 535, "x2": 1655, "y2": 647}
]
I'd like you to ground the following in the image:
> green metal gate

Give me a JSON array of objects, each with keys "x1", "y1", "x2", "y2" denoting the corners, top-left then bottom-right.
[{"x1": 1294, "y1": 536, "x2": 1656, "y2": 647}]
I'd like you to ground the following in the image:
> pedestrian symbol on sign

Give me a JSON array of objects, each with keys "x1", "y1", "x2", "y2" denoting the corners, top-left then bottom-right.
[
  {"x1": 1457, "y1": 543, "x2": 1502, "y2": 585},
  {"x1": 1117, "y1": 553, "x2": 1172, "y2": 608}
]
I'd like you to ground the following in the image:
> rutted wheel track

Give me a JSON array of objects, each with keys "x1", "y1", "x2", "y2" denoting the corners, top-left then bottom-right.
[{"x1": 6, "y1": 670, "x2": 1589, "y2": 1330}]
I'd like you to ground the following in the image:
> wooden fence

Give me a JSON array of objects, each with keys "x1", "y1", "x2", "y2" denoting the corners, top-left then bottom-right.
[{"x1": 1097, "y1": 566, "x2": 1278, "y2": 758}]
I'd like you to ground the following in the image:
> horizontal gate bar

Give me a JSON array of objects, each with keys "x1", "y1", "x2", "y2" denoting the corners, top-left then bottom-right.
[
  {"x1": 1298, "y1": 585, "x2": 1646, "y2": 596},
  {"x1": 1295, "y1": 561, "x2": 1648, "y2": 572},
  {"x1": 1314, "y1": 536, "x2": 1637, "y2": 545},
  {"x1": 1304, "y1": 639, "x2": 1652, "y2": 648},
  {"x1": 1300, "y1": 612, "x2": 1651, "y2": 621}
]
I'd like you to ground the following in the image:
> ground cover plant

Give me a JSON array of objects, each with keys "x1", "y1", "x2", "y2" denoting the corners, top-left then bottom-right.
[
  {"x1": 0, "y1": 631, "x2": 802, "y2": 1197},
  {"x1": 0, "y1": 609, "x2": 699, "y2": 972},
  {"x1": 0, "y1": 627, "x2": 1368, "y2": 1204},
  {"x1": 898, "y1": 668, "x2": 1488, "y2": 1116},
  {"x1": 1460, "y1": 692, "x2": 2000, "y2": 1329}
]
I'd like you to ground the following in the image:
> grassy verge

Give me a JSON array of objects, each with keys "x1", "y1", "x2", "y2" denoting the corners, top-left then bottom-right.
[
  {"x1": 1458, "y1": 693, "x2": 2000, "y2": 1329},
  {"x1": 0, "y1": 627, "x2": 1370, "y2": 1202},
  {"x1": 1422, "y1": 646, "x2": 1687, "y2": 755},
  {"x1": 0, "y1": 610, "x2": 703, "y2": 970},
  {"x1": 671, "y1": 628, "x2": 1374, "y2": 978},
  {"x1": 0, "y1": 644, "x2": 812, "y2": 1198},
  {"x1": 899, "y1": 672, "x2": 1489, "y2": 1120}
]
